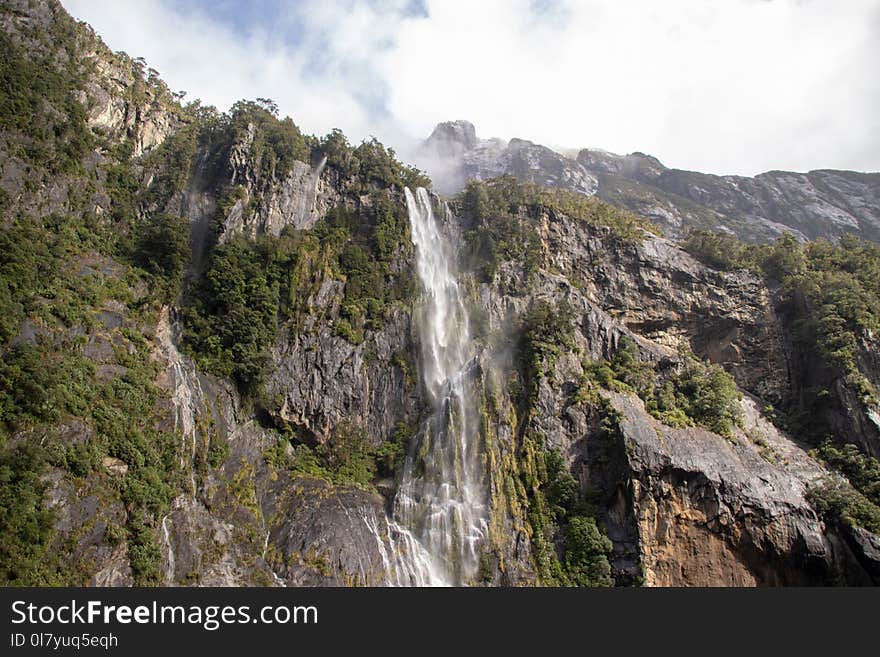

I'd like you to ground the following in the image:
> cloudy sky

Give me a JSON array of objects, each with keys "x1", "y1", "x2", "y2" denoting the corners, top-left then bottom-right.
[{"x1": 64, "y1": 0, "x2": 880, "y2": 175}]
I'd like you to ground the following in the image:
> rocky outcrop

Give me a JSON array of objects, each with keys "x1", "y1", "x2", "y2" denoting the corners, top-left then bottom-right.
[
  {"x1": 2, "y1": 0, "x2": 181, "y2": 158},
  {"x1": 606, "y1": 392, "x2": 876, "y2": 585},
  {"x1": 82, "y1": 54, "x2": 180, "y2": 158},
  {"x1": 212, "y1": 124, "x2": 340, "y2": 242},
  {"x1": 149, "y1": 307, "x2": 411, "y2": 586},
  {"x1": 267, "y1": 306, "x2": 420, "y2": 445}
]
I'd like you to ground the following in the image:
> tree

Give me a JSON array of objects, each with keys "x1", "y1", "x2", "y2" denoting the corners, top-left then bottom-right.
[{"x1": 256, "y1": 97, "x2": 279, "y2": 117}]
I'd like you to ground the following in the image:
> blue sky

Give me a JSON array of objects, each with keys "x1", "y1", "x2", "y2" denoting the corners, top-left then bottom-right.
[{"x1": 64, "y1": 0, "x2": 880, "y2": 176}]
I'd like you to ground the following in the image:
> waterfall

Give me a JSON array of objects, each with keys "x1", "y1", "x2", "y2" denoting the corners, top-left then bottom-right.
[
  {"x1": 389, "y1": 187, "x2": 489, "y2": 586},
  {"x1": 161, "y1": 514, "x2": 175, "y2": 584}
]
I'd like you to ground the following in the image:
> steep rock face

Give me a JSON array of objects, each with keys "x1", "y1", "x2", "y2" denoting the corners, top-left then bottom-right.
[
  {"x1": 267, "y1": 307, "x2": 419, "y2": 445},
  {"x1": 472, "y1": 205, "x2": 879, "y2": 585},
  {"x1": 82, "y1": 52, "x2": 180, "y2": 158},
  {"x1": 2, "y1": 0, "x2": 181, "y2": 157},
  {"x1": 149, "y1": 307, "x2": 406, "y2": 586},
  {"x1": 0, "y1": 0, "x2": 185, "y2": 229},
  {"x1": 218, "y1": 124, "x2": 338, "y2": 240},
  {"x1": 607, "y1": 392, "x2": 873, "y2": 585},
  {"x1": 526, "y1": 207, "x2": 790, "y2": 403}
]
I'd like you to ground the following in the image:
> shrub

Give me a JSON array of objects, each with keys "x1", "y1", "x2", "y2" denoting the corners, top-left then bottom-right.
[
  {"x1": 814, "y1": 443, "x2": 880, "y2": 507},
  {"x1": 584, "y1": 340, "x2": 742, "y2": 437},
  {"x1": 807, "y1": 479, "x2": 880, "y2": 534},
  {"x1": 666, "y1": 355, "x2": 742, "y2": 437},
  {"x1": 563, "y1": 516, "x2": 614, "y2": 587}
]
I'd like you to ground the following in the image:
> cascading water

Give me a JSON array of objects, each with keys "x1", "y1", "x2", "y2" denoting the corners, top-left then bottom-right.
[{"x1": 387, "y1": 187, "x2": 489, "y2": 586}]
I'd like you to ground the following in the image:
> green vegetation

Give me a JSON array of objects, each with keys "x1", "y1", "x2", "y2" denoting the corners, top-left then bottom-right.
[
  {"x1": 0, "y1": 444, "x2": 56, "y2": 584},
  {"x1": 814, "y1": 443, "x2": 880, "y2": 508},
  {"x1": 183, "y1": 237, "x2": 279, "y2": 397},
  {"x1": 564, "y1": 516, "x2": 614, "y2": 587},
  {"x1": 0, "y1": 203, "x2": 187, "y2": 585},
  {"x1": 457, "y1": 177, "x2": 656, "y2": 281},
  {"x1": 512, "y1": 301, "x2": 614, "y2": 586},
  {"x1": 224, "y1": 100, "x2": 311, "y2": 180},
  {"x1": 0, "y1": 334, "x2": 185, "y2": 584},
  {"x1": 682, "y1": 230, "x2": 764, "y2": 273},
  {"x1": 178, "y1": 105, "x2": 424, "y2": 392},
  {"x1": 583, "y1": 338, "x2": 742, "y2": 437},
  {"x1": 459, "y1": 180, "x2": 543, "y2": 280},
  {"x1": 131, "y1": 213, "x2": 191, "y2": 302},
  {"x1": 319, "y1": 130, "x2": 430, "y2": 192},
  {"x1": 182, "y1": 194, "x2": 417, "y2": 397},
  {"x1": 0, "y1": 29, "x2": 92, "y2": 173},
  {"x1": 685, "y1": 230, "x2": 880, "y2": 440},
  {"x1": 807, "y1": 479, "x2": 880, "y2": 534},
  {"x1": 518, "y1": 431, "x2": 614, "y2": 587},
  {"x1": 267, "y1": 421, "x2": 412, "y2": 488},
  {"x1": 139, "y1": 125, "x2": 200, "y2": 208},
  {"x1": 519, "y1": 300, "x2": 576, "y2": 404}
]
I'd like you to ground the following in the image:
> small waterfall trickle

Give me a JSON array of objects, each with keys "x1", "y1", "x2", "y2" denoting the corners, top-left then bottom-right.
[
  {"x1": 161, "y1": 513, "x2": 175, "y2": 584},
  {"x1": 388, "y1": 187, "x2": 489, "y2": 586}
]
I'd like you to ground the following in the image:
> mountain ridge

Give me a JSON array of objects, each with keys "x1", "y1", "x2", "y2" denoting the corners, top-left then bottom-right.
[{"x1": 417, "y1": 119, "x2": 880, "y2": 244}]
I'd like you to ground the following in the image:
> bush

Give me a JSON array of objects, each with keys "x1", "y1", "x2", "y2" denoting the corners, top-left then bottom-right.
[
  {"x1": 807, "y1": 479, "x2": 880, "y2": 534},
  {"x1": 815, "y1": 443, "x2": 880, "y2": 507},
  {"x1": 563, "y1": 516, "x2": 613, "y2": 587},
  {"x1": 665, "y1": 355, "x2": 742, "y2": 437}
]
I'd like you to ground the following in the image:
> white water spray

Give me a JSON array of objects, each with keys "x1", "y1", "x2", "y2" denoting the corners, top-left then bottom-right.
[{"x1": 389, "y1": 187, "x2": 489, "y2": 586}]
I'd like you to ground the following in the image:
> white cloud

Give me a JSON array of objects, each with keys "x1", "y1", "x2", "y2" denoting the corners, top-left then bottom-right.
[{"x1": 64, "y1": 0, "x2": 880, "y2": 175}]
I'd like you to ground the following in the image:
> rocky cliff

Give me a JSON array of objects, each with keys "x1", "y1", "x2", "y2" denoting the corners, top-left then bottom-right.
[{"x1": 1, "y1": 0, "x2": 879, "y2": 587}]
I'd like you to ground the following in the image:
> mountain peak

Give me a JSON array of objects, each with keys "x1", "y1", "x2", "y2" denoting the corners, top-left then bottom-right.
[{"x1": 425, "y1": 120, "x2": 478, "y2": 153}]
